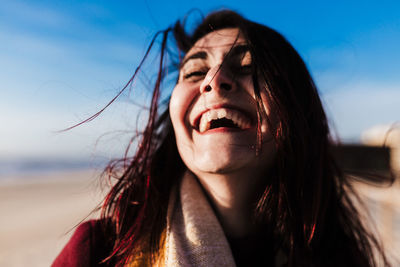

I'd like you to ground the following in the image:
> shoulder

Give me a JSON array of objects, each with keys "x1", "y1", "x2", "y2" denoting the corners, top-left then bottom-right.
[{"x1": 52, "y1": 220, "x2": 112, "y2": 267}]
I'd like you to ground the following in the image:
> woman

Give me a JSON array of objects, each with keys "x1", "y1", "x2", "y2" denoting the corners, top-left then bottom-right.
[{"x1": 53, "y1": 10, "x2": 389, "y2": 267}]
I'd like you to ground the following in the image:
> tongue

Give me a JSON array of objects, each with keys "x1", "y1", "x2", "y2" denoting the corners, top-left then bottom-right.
[{"x1": 209, "y1": 118, "x2": 238, "y2": 129}]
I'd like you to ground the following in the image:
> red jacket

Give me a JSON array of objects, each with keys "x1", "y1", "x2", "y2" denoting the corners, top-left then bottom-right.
[{"x1": 52, "y1": 220, "x2": 113, "y2": 267}]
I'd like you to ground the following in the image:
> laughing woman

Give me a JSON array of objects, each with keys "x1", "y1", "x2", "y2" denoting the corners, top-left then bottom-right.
[{"x1": 53, "y1": 10, "x2": 390, "y2": 267}]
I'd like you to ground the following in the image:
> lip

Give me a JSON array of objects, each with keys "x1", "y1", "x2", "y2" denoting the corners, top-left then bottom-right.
[
  {"x1": 191, "y1": 104, "x2": 255, "y2": 132},
  {"x1": 196, "y1": 126, "x2": 249, "y2": 135}
]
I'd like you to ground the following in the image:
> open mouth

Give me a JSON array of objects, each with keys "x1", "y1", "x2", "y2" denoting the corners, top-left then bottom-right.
[{"x1": 195, "y1": 108, "x2": 252, "y2": 133}]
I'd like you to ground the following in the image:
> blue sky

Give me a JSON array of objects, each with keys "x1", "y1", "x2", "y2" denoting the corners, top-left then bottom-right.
[{"x1": 1, "y1": 0, "x2": 399, "y2": 160}]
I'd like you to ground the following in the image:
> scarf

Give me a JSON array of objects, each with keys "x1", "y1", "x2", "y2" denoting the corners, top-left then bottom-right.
[
  {"x1": 164, "y1": 171, "x2": 236, "y2": 266},
  {"x1": 128, "y1": 172, "x2": 235, "y2": 266},
  {"x1": 128, "y1": 172, "x2": 287, "y2": 266}
]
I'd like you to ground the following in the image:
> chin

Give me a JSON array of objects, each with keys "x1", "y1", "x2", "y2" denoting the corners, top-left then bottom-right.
[{"x1": 191, "y1": 152, "x2": 257, "y2": 175}]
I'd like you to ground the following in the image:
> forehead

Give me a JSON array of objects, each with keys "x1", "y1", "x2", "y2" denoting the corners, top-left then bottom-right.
[
  {"x1": 193, "y1": 28, "x2": 245, "y2": 48},
  {"x1": 184, "y1": 28, "x2": 246, "y2": 60}
]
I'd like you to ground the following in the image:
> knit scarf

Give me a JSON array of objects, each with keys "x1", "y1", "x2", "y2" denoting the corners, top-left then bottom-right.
[
  {"x1": 164, "y1": 171, "x2": 236, "y2": 266},
  {"x1": 128, "y1": 172, "x2": 287, "y2": 266}
]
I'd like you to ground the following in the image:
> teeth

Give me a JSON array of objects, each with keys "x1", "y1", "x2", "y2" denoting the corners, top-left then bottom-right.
[
  {"x1": 217, "y1": 109, "x2": 227, "y2": 119},
  {"x1": 199, "y1": 117, "x2": 210, "y2": 133},
  {"x1": 198, "y1": 108, "x2": 252, "y2": 133}
]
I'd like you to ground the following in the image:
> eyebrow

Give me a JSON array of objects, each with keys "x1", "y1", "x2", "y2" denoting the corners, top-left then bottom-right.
[
  {"x1": 180, "y1": 44, "x2": 250, "y2": 70},
  {"x1": 180, "y1": 51, "x2": 207, "y2": 69}
]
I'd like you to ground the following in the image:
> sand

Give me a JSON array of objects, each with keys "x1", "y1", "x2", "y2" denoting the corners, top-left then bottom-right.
[
  {"x1": 0, "y1": 170, "x2": 107, "y2": 267},
  {"x1": 1, "y1": 169, "x2": 399, "y2": 266},
  {"x1": 352, "y1": 179, "x2": 400, "y2": 265}
]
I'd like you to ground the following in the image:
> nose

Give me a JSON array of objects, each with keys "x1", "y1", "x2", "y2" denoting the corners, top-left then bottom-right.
[{"x1": 200, "y1": 65, "x2": 233, "y2": 94}]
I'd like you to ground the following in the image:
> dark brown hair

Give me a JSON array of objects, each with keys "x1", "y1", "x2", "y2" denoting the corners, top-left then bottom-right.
[{"x1": 99, "y1": 10, "x2": 389, "y2": 266}]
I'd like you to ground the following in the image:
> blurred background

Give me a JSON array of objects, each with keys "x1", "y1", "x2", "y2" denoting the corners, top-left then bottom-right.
[{"x1": 0, "y1": 0, "x2": 399, "y2": 266}]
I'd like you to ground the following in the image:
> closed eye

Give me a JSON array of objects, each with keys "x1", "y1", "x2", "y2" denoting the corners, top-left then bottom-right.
[{"x1": 184, "y1": 71, "x2": 207, "y2": 80}]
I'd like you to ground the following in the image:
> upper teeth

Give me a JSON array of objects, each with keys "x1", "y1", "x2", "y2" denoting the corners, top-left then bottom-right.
[{"x1": 198, "y1": 108, "x2": 252, "y2": 133}]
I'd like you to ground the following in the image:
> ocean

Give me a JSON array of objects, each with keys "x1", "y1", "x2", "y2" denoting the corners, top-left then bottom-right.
[{"x1": 0, "y1": 158, "x2": 107, "y2": 179}]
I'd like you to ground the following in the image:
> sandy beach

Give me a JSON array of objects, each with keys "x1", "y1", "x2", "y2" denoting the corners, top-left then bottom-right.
[
  {"x1": 351, "y1": 179, "x2": 400, "y2": 265},
  {"x1": 0, "y1": 169, "x2": 107, "y2": 267},
  {"x1": 1, "y1": 169, "x2": 399, "y2": 266}
]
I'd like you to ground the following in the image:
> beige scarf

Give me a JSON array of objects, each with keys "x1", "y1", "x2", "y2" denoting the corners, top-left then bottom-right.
[
  {"x1": 128, "y1": 172, "x2": 287, "y2": 266},
  {"x1": 128, "y1": 172, "x2": 235, "y2": 266},
  {"x1": 164, "y1": 172, "x2": 237, "y2": 266}
]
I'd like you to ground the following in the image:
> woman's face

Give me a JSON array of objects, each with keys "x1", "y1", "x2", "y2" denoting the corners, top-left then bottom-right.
[{"x1": 170, "y1": 28, "x2": 275, "y2": 178}]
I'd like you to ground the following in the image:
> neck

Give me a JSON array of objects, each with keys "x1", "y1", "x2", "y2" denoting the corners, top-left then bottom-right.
[{"x1": 194, "y1": 170, "x2": 267, "y2": 238}]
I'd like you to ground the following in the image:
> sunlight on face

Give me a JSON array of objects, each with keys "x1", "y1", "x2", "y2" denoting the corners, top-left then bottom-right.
[{"x1": 169, "y1": 28, "x2": 275, "y2": 178}]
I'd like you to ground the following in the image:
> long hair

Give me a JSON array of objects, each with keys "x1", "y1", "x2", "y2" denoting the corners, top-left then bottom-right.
[{"x1": 99, "y1": 10, "x2": 389, "y2": 266}]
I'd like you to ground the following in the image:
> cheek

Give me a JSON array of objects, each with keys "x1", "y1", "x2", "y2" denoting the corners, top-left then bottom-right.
[
  {"x1": 169, "y1": 86, "x2": 184, "y2": 126},
  {"x1": 244, "y1": 78, "x2": 270, "y2": 114},
  {"x1": 169, "y1": 83, "x2": 197, "y2": 141},
  {"x1": 255, "y1": 86, "x2": 275, "y2": 136},
  {"x1": 260, "y1": 90, "x2": 272, "y2": 116},
  {"x1": 169, "y1": 84, "x2": 193, "y2": 129},
  {"x1": 169, "y1": 85, "x2": 197, "y2": 171}
]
